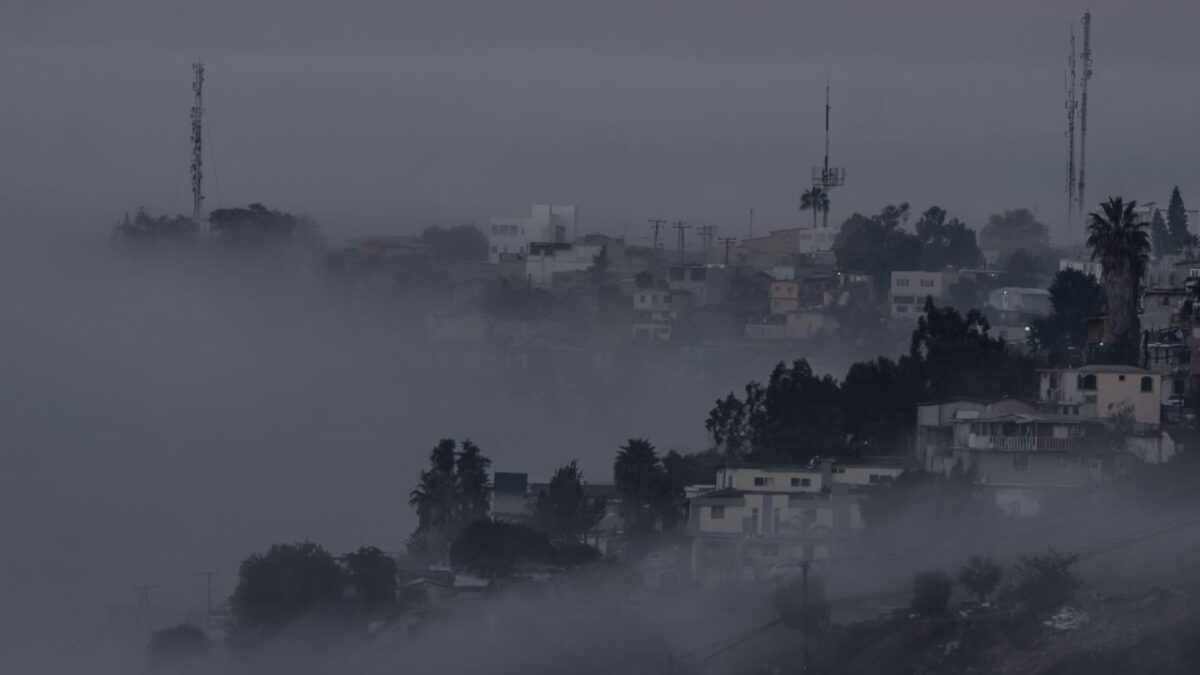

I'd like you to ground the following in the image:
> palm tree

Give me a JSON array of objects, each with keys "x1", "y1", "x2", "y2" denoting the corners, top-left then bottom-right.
[
  {"x1": 409, "y1": 439, "x2": 460, "y2": 556},
  {"x1": 800, "y1": 186, "x2": 830, "y2": 229},
  {"x1": 1086, "y1": 197, "x2": 1150, "y2": 365}
]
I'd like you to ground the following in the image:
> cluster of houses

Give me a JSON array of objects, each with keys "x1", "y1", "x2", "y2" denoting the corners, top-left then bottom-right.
[{"x1": 479, "y1": 358, "x2": 1182, "y2": 587}]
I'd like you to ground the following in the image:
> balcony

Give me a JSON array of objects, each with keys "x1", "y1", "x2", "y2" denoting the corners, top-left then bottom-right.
[{"x1": 967, "y1": 434, "x2": 1088, "y2": 452}]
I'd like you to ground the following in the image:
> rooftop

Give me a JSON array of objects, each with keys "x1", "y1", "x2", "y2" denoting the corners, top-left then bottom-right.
[{"x1": 1038, "y1": 364, "x2": 1154, "y2": 375}]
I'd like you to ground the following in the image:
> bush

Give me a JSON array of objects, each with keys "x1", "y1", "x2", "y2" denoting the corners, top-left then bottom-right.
[
  {"x1": 911, "y1": 571, "x2": 953, "y2": 615},
  {"x1": 1009, "y1": 550, "x2": 1080, "y2": 616},
  {"x1": 958, "y1": 556, "x2": 1003, "y2": 603}
]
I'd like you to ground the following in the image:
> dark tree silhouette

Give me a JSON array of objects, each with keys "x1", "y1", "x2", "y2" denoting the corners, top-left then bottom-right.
[
  {"x1": 146, "y1": 624, "x2": 211, "y2": 674},
  {"x1": 1167, "y1": 186, "x2": 1191, "y2": 253},
  {"x1": 915, "y1": 206, "x2": 982, "y2": 271},
  {"x1": 1088, "y1": 197, "x2": 1150, "y2": 365},
  {"x1": 408, "y1": 439, "x2": 460, "y2": 556},
  {"x1": 800, "y1": 186, "x2": 830, "y2": 229},
  {"x1": 911, "y1": 571, "x2": 953, "y2": 615},
  {"x1": 1027, "y1": 269, "x2": 1105, "y2": 365},
  {"x1": 449, "y1": 519, "x2": 555, "y2": 580},
  {"x1": 532, "y1": 461, "x2": 606, "y2": 543},
  {"x1": 455, "y1": 440, "x2": 492, "y2": 525},
  {"x1": 343, "y1": 546, "x2": 398, "y2": 612},
  {"x1": 980, "y1": 208, "x2": 1050, "y2": 257},
  {"x1": 958, "y1": 556, "x2": 1003, "y2": 603},
  {"x1": 613, "y1": 439, "x2": 669, "y2": 535},
  {"x1": 231, "y1": 542, "x2": 347, "y2": 630}
]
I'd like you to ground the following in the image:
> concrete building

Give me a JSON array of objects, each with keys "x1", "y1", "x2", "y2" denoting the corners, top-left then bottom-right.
[
  {"x1": 525, "y1": 242, "x2": 603, "y2": 289},
  {"x1": 890, "y1": 269, "x2": 958, "y2": 319},
  {"x1": 487, "y1": 204, "x2": 578, "y2": 262},
  {"x1": 686, "y1": 459, "x2": 910, "y2": 583},
  {"x1": 915, "y1": 398, "x2": 1039, "y2": 473},
  {"x1": 667, "y1": 264, "x2": 732, "y2": 308},
  {"x1": 987, "y1": 287, "x2": 1051, "y2": 315},
  {"x1": 1038, "y1": 365, "x2": 1162, "y2": 425}
]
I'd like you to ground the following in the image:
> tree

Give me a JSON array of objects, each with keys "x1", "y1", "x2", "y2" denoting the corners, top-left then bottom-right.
[
  {"x1": 840, "y1": 356, "x2": 928, "y2": 455},
  {"x1": 800, "y1": 186, "x2": 830, "y2": 229},
  {"x1": 705, "y1": 389, "x2": 755, "y2": 458},
  {"x1": 208, "y1": 203, "x2": 301, "y2": 245},
  {"x1": 1009, "y1": 550, "x2": 1080, "y2": 616},
  {"x1": 613, "y1": 439, "x2": 669, "y2": 535},
  {"x1": 1167, "y1": 186, "x2": 1190, "y2": 253},
  {"x1": 343, "y1": 546, "x2": 398, "y2": 612},
  {"x1": 115, "y1": 208, "x2": 198, "y2": 244},
  {"x1": 448, "y1": 519, "x2": 555, "y2": 580},
  {"x1": 1003, "y1": 249, "x2": 1042, "y2": 287},
  {"x1": 1087, "y1": 197, "x2": 1150, "y2": 365},
  {"x1": 911, "y1": 571, "x2": 953, "y2": 615},
  {"x1": 146, "y1": 624, "x2": 211, "y2": 674},
  {"x1": 980, "y1": 208, "x2": 1050, "y2": 257},
  {"x1": 230, "y1": 542, "x2": 347, "y2": 629},
  {"x1": 455, "y1": 440, "x2": 492, "y2": 525},
  {"x1": 532, "y1": 461, "x2": 606, "y2": 543},
  {"x1": 420, "y1": 224, "x2": 488, "y2": 262},
  {"x1": 1027, "y1": 270, "x2": 1105, "y2": 365},
  {"x1": 910, "y1": 299, "x2": 1033, "y2": 400},
  {"x1": 408, "y1": 439, "x2": 460, "y2": 556},
  {"x1": 1150, "y1": 209, "x2": 1170, "y2": 257},
  {"x1": 958, "y1": 556, "x2": 1002, "y2": 603},
  {"x1": 833, "y1": 205, "x2": 921, "y2": 295},
  {"x1": 915, "y1": 206, "x2": 982, "y2": 271}
]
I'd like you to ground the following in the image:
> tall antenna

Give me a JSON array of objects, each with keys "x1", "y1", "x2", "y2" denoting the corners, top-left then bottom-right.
[
  {"x1": 190, "y1": 61, "x2": 205, "y2": 225},
  {"x1": 1077, "y1": 11, "x2": 1093, "y2": 229},
  {"x1": 810, "y1": 81, "x2": 845, "y2": 227},
  {"x1": 1064, "y1": 25, "x2": 1079, "y2": 241}
]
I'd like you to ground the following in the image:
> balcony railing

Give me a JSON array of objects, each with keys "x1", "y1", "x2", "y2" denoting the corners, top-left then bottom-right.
[{"x1": 967, "y1": 434, "x2": 1086, "y2": 452}]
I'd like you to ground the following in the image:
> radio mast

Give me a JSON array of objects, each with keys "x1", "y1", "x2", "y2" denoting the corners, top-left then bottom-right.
[
  {"x1": 1064, "y1": 26, "x2": 1079, "y2": 241},
  {"x1": 1076, "y1": 12, "x2": 1093, "y2": 230},
  {"x1": 190, "y1": 62, "x2": 205, "y2": 225},
  {"x1": 810, "y1": 81, "x2": 845, "y2": 228}
]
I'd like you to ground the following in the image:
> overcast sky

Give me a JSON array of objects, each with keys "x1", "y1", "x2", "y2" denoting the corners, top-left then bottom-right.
[{"x1": 3, "y1": 0, "x2": 1199, "y2": 244}]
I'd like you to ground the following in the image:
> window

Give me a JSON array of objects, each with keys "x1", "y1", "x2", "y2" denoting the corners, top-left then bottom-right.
[
  {"x1": 896, "y1": 305, "x2": 909, "y2": 313},
  {"x1": 1161, "y1": 295, "x2": 1171, "y2": 306},
  {"x1": 1141, "y1": 376, "x2": 1154, "y2": 392},
  {"x1": 1013, "y1": 454, "x2": 1029, "y2": 471},
  {"x1": 1078, "y1": 374, "x2": 1097, "y2": 391},
  {"x1": 710, "y1": 505, "x2": 725, "y2": 520},
  {"x1": 896, "y1": 278, "x2": 911, "y2": 287},
  {"x1": 754, "y1": 476, "x2": 775, "y2": 487},
  {"x1": 1119, "y1": 375, "x2": 1126, "y2": 382},
  {"x1": 920, "y1": 279, "x2": 934, "y2": 287},
  {"x1": 894, "y1": 295, "x2": 915, "y2": 304},
  {"x1": 868, "y1": 474, "x2": 887, "y2": 485},
  {"x1": 790, "y1": 477, "x2": 812, "y2": 487},
  {"x1": 1049, "y1": 373, "x2": 1060, "y2": 389},
  {"x1": 1190, "y1": 268, "x2": 1200, "y2": 279}
]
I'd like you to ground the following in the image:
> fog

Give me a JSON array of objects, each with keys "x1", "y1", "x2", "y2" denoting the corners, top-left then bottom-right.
[{"x1": 5, "y1": 1, "x2": 1200, "y2": 673}]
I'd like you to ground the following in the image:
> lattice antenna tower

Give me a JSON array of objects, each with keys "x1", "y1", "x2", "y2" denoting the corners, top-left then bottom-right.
[
  {"x1": 811, "y1": 81, "x2": 846, "y2": 191},
  {"x1": 191, "y1": 62, "x2": 205, "y2": 225},
  {"x1": 1064, "y1": 25, "x2": 1079, "y2": 238},
  {"x1": 1076, "y1": 12, "x2": 1093, "y2": 231}
]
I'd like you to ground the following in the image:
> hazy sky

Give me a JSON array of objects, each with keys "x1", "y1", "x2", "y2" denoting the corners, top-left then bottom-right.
[{"x1": 3, "y1": 0, "x2": 1199, "y2": 244}]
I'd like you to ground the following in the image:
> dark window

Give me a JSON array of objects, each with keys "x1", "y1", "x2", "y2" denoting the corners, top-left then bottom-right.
[
  {"x1": 1079, "y1": 374, "x2": 1097, "y2": 391},
  {"x1": 1141, "y1": 376, "x2": 1154, "y2": 392},
  {"x1": 711, "y1": 505, "x2": 725, "y2": 520}
]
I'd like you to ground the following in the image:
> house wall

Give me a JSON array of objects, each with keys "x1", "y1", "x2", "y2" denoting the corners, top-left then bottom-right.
[
  {"x1": 785, "y1": 311, "x2": 838, "y2": 339},
  {"x1": 832, "y1": 465, "x2": 905, "y2": 486},
  {"x1": 1039, "y1": 369, "x2": 1162, "y2": 425},
  {"x1": 715, "y1": 467, "x2": 823, "y2": 493},
  {"x1": 890, "y1": 270, "x2": 955, "y2": 318}
]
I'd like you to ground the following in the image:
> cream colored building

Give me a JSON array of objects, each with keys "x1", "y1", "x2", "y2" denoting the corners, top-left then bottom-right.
[
  {"x1": 687, "y1": 460, "x2": 911, "y2": 584},
  {"x1": 889, "y1": 270, "x2": 957, "y2": 319},
  {"x1": 1038, "y1": 365, "x2": 1162, "y2": 426}
]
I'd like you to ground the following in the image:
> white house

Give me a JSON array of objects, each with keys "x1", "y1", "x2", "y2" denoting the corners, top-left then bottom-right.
[
  {"x1": 1038, "y1": 364, "x2": 1162, "y2": 425},
  {"x1": 890, "y1": 270, "x2": 958, "y2": 319},
  {"x1": 487, "y1": 204, "x2": 578, "y2": 262}
]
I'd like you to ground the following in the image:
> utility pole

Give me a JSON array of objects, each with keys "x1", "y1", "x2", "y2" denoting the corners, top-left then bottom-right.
[
  {"x1": 672, "y1": 220, "x2": 691, "y2": 264},
  {"x1": 648, "y1": 218, "x2": 667, "y2": 251},
  {"x1": 197, "y1": 570, "x2": 221, "y2": 629},
  {"x1": 1077, "y1": 11, "x2": 1094, "y2": 232},
  {"x1": 801, "y1": 560, "x2": 812, "y2": 674},
  {"x1": 748, "y1": 208, "x2": 755, "y2": 239},
  {"x1": 719, "y1": 236, "x2": 737, "y2": 265},
  {"x1": 133, "y1": 584, "x2": 158, "y2": 632},
  {"x1": 698, "y1": 225, "x2": 717, "y2": 261},
  {"x1": 190, "y1": 61, "x2": 205, "y2": 226}
]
